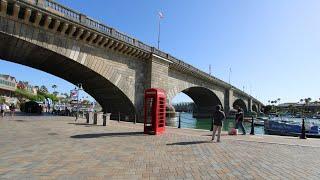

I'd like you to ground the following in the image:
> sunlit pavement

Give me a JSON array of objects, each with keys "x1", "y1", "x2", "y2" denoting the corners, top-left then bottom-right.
[{"x1": 1, "y1": 115, "x2": 320, "y2": 179}]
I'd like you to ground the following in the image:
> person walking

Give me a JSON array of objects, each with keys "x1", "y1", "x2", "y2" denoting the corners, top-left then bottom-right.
[
  {"x1": 235, "y1": 107, "x2": 246, "y2": 135},
  {"x1": 0, "y1": 103, "x2": 5, "y2": 118},
  {"x1": 212, "y1": 105, "x2": 225, "y2": 142},
  {"x1": 9, "y1": 103, "x2": 15, "y2": 117}
]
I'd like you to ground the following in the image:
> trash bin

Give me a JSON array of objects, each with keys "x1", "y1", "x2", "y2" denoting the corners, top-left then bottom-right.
[{"x1": 95, "y1": 112, "x2": 104, "y2": 125}]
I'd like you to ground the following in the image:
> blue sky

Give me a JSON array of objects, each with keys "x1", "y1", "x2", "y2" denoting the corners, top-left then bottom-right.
[{"x1": 1, "y1": 0, "x2": 320, "y2": 104}]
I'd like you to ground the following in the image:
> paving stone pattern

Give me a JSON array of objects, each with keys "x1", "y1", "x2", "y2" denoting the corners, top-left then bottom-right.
[{"x1": 0, "y1": 116, "x2": 320, "y2": 179}]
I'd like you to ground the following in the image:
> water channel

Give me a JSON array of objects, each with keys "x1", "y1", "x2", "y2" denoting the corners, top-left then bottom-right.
[
  {"x1": 177, "y1": 112, "x2": 320, "y2": 135},
  {"x1": 178, "y1": 112, "x2": 265, "y2": 134}
]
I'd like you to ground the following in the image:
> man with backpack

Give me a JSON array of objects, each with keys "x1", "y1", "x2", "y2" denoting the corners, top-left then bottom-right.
[{"x1": 212, "y1": 105, "x2": 226, "y2": 142}]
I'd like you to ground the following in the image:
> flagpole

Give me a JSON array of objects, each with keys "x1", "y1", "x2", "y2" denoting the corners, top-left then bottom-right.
[
  {"x1": 228, "y1": 67, "x2": 232, "y2": 85},
  {"x1": 157, "y1": 17, "x2": 161, "y2": 49}
]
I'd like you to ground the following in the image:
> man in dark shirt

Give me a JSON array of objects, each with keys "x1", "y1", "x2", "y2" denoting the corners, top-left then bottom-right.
[
  {"x1": 235, "y1": 107, "x2": 246, "y2": 135},
  {"x1": 212, "y1": 105, "x2": 225, "y2": 142}
]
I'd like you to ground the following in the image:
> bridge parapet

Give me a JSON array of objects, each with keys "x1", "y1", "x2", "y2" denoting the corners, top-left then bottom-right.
[{"x1": 44, "y1": 0, "x2": 80, "y2": 22}]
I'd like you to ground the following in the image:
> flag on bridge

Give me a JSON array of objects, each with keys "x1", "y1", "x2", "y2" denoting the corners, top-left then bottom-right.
[{"x1": 158, "y1": 11, "x2": 164, "y2": 19}]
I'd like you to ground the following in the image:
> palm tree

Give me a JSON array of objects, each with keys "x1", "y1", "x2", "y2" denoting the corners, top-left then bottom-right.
[
  {"x1": 307, "y1": 97, "x2": 312, "y2": 102},
  {"x1": 304, "y1": 98, "x2": 311, "y2": 105},
  {"x1": 300, "y1": 99, "x2": 304, "y2": 104},
  {"x1": 52, "y1": 85, "x2": 57, "y2": 93},
  {"x1": 39, "y1": 85, "x2": 48, "y2": 93},
  {"x1": 302, "y1": 98, "x2": 312, "y2": 115}
]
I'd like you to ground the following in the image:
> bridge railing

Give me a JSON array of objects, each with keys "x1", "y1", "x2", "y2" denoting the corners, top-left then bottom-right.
[
  {"x1": 112, "y1": 29, "x2": 134, "y2": 45},
  {"x1": 44, "y1": 0, "x2": 80, "y2": 22},
  {"x1": 135, "y1": 40, "x2": 151, "y2": 52}
]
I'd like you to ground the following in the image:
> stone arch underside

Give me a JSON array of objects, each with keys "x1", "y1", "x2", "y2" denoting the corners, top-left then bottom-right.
[
  {"x1": 0, "y1": 31, "x2": 137, "y2": 119},
  {"x1": 174, "y1": 86, "x2": 223, "y2": 118},
  {"x1": 233, "y1": 99, "x2": 248, "y2": 113},
  {"x1": 252, "y1": 104, "x2": 258, "y2": 112}
]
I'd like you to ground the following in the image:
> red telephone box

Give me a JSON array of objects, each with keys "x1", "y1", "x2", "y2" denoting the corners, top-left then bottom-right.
[{"x1": 144, "y1": 88, "x2": 166, "y2": 135}]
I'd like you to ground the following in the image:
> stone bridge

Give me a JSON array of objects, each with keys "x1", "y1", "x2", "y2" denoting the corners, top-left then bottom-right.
[{"x1": 0, "y1": 0, "x2": 264, "y2": 120}]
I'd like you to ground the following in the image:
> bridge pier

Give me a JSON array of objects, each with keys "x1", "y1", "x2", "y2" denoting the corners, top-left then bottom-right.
[
  {"x1": 224, "y1": 88, "x2": 234, "y2": 116},
  {"x1": 248, "y1": 98, "x2": 253, "y2": 112}
]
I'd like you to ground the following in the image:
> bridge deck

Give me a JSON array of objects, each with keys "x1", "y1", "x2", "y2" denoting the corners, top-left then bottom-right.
[{"x1": 0, "y1": 116, "x2": 319, "y2": 179}]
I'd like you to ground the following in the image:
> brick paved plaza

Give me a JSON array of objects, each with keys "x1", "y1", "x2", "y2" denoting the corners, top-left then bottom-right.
[{"x1": 1, "y1": 115, "x2": 320, "y2": 179}]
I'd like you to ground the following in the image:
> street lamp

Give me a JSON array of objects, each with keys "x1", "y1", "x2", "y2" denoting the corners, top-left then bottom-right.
[{"x1": 75, "y1": 83, "x2": 83, "y2": 121}]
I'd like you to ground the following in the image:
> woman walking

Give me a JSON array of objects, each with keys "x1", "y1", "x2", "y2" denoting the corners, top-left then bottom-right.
[{"x1": 212, "y1": 105, "x2": 226, "y2": 142}]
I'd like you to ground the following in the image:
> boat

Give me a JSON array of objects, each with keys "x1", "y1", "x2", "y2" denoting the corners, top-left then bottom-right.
[
  {"x1": 264, "y1": 118, "x2": 320, "y2": 138},
  {"x1": 254, "y1": 119, "x2": 265, "y2": 126},
  {"x1": 254, "y1": 117, "x2": 268, "y2": 126}
]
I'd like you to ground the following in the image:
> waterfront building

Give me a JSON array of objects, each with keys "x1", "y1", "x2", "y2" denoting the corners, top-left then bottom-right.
[
  {"x1": 278, "y1": 102, "x2": 320, "y2": 114},
  {"x1": 0, "y1": 74, "x2": 17, "y2": 97},
  {"x1": 17, "y1": 81, "x2": 37, "y2": 95},
  {"x1": 0, "y1": 74, "x2": 18, "y2": 105}
]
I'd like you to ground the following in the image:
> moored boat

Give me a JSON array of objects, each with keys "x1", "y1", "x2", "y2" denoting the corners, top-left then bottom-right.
[
  {"x1": 264, "y1": 119, "x2": 320, "y2": 138},
  {"x1": 254, "y1": 119, "x2": 265, "y2": 126},
  {"x1": 254, "y1": 117, "x2": 268, "y2": 126}
]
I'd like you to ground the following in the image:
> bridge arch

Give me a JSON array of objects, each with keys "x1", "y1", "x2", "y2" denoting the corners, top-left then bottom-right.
[
  {"x1": 233, "y1": 99, "x2": 248, "y2": 113},
  {"x1": 0, "y1": 25, "x2": 136, "y2": 119},
  {"x1": 252, "y1": 104, "x2": 258, "y2": 112},
  {"x1": 171, "y1": 86, "x2": 223, "y2": 118}
]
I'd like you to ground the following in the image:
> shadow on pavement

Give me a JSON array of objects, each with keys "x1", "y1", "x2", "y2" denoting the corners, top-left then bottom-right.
[
  {"x1": 202, "y1": 134, "x2": 228, "y2": 137},
  {"x1": 70, "y1": 132, "x2": 144, "y2": 139},
  {"x1": 166, "y1": 141, "x2": 210, "y2": 146},
  {"x1": 68, "y1": 123, "x2": 93, "y2": 126},
  {"x1": 13, "y1": 120, "x2": 28, "y2": 122}
]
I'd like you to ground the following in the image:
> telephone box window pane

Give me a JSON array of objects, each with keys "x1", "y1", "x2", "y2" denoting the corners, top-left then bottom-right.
[{"x1": 146, "y1": 98, "x2": 153, "y2": 126}]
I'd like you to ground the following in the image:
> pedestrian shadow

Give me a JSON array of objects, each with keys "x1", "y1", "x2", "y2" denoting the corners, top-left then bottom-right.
[
  {"x1": 68, "y1": 123, "x2": 104, "y2": 128},
  {"x1": 68, "y1": 123, "x2": 94, "y2": 126},
  {"x1": 13, "y1": 120, "x2": 28, "y2": 122},
  {"x1": 70, "y1": 132, "x2": 144, "y2": 139},
  {"x1": 202, "y1": 134, "x2": 228, "y2": 137},
  {"x1": 166, "y1": 141, "x2": 210, "y2": 146}
]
